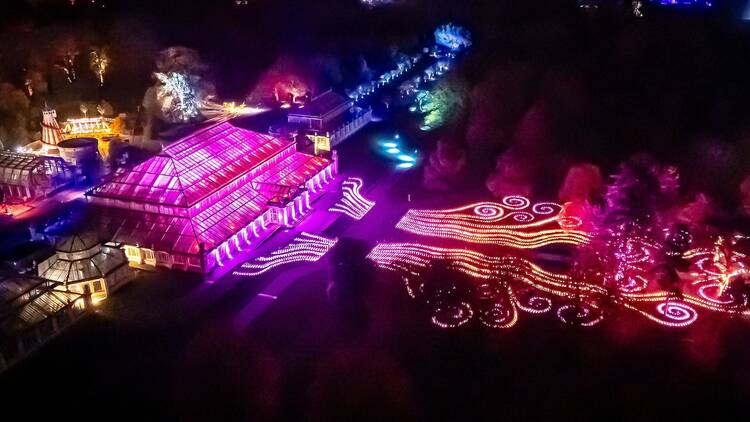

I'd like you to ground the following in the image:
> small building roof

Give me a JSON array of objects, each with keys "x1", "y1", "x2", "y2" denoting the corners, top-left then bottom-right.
[
  {"x1": 0, "y1": 152, "x2": 68, "y2": 184},
  {"x1": 288, "y1": 90, "x2": 351, "y2": 119},
  {"x1": 0, "y1": 275, "x2": 82, "y2": 333},
  {"x1": 39, "y1": 242, "x2": 129, "y2": 285},
  {"x1": 58, "y1": 137, "x2": 98, "y2": 149},
  {"x1": 0, "y1": 276, "x2": 40, "y2": 303},
  {"x1": 55, "y1": 233, "x2": 100, "y2": 253},
  {"x1": 0, "y1": 152, "x2": 52, "y2": 172},
  {"x1": 88, "y1": 122, "x2": 292, "y2": 207}
]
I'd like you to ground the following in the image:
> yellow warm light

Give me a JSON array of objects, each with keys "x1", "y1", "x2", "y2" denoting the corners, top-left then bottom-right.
[{"x1": 61, "y1": 117, "x2": 116, "y2": 139}]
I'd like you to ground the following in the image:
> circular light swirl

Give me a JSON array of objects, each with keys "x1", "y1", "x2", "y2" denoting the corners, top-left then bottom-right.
[
  {"x1": 473, "y1": 203, "x2": 505, "y2": 220},
  {"x1": 431, "y1": 302, "x2": 474, "y2": 328},
  {"x1": 501, "y1": 195, "x2": 531, "y2": 210},
  {"x1": 556, "y1": 303, "x2": 603, "y2": 327},
  {"x1": 396, "y1": 196, "x2": 591, "y2": 248},
  {"x1": 516, "y1": 295, "x2": 553, "y2": 314},
  {"x1": 557, "y1": 216, "x2": 583, "y2": 230},
  {"x1": 532, "y1": 202, "x2": 562, "y2": 215},
  {"x1": 478, "y1": 301, "x2": 518, "y2": 329},
  {"x1": 510, "y1": 212, "x2": 535, "y2": 223},
  {"x1": 697, "y1": 284, "x2": 735, "y2": 305}
]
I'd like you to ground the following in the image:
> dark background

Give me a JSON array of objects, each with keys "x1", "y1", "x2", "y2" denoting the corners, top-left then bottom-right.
[{"x1": 3, "y1": 1, "x2": 750, "y2": 420}]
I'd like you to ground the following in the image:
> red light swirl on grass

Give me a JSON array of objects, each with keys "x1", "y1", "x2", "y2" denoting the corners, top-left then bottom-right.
[
  {"x1": 367, "y1": 242, "x2": 749, "y2": 329},
  {"x1": 395, "y1": 196, "x2": 590, "y2": 248}
]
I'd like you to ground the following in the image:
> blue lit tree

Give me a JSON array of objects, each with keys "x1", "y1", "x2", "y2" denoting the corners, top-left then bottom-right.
[{"x1": 434, "y1": 24, "x2": 472, "y2": 51}]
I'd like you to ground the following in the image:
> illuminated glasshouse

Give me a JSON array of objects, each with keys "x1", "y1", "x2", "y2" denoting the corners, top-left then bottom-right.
[
  {"x1": 0, "y1": 151, "x2": 73, "y2": 202},
  {"x1": 86, "y1": 121, "x2": 337, "y2": 273},
  {"x1": 37, "y1": 233, "x2": 134, "y2": 304},
  {"x1": 0, "y1": 275, "x2": 86, "y2": 373}
]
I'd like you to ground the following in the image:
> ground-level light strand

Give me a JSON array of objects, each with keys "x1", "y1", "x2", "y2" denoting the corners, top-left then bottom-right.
[
  {"x1": 329, "y1": 177, "x2": 375, "y2": 220},
  {"x1": 234, "y1": 232, "x2": 338, "y2": 277}
]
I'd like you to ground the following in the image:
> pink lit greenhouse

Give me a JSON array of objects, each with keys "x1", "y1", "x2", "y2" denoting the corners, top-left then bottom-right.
[{"x1": 86, "y1": 122, "x2": 337, "y2": 273}]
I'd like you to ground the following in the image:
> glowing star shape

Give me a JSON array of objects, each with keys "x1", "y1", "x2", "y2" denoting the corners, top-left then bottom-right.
[
  {"x1": 329, "y1": 177, "x2": 375, "y2": 220},
  {"x1": 395, "y1": 196, "x2": 590, "y2": 248},
  {"x1": 233, "y1": 233, "x2": 338, "y2": 277}
]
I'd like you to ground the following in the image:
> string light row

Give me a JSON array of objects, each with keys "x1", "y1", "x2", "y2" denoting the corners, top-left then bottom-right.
[
  {"x1": 233, "y1": 232, "x2": 338, "y2": 277},
  {"x1": 368, "y1": 242, "x2": 750, "y2": 329},
  {"x1": 685, "y1": 236, "x2": 750, "y2": 296},
  {"x1": 329, "y1": 177, "x2": 375, "y2": 220},
  {"x1": 395, "y1": 197, "x2": 590, "y2": 248}
]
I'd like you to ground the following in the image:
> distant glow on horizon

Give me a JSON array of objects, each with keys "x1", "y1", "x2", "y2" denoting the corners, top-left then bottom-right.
[
  {"x1": 652, "y1": 0, "x2": 712, "y2": 7},
  {"x1": 360, "y1": 0, "x2": 399, "y2": 8},
  {"x1": 329, "y1": 177, "x2": 375, "y2": 220}
]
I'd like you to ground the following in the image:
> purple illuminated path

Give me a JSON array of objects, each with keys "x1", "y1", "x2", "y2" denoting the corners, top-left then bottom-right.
[{"x1": 231, "y1": 169, "x2": 405, "y2": 330}]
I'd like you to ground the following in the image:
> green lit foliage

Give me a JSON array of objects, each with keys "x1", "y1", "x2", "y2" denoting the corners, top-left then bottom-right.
[{"x1": 419, "y1": 77, "x2": 468, "y2": 131}]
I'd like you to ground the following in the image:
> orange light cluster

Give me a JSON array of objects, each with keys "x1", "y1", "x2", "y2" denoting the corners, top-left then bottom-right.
[
  {"x1": 368, "y1": 242, "x2": 749, "y2": 329},
  {"x1": 685, "y1": 236, "x2": 750, "y2": 296},
  {"x1": 395, "y1": 196, "x2": 590, "y2": 248}
]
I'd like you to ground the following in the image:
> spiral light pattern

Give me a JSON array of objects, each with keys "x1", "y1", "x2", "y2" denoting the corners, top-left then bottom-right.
[
  {"x1": 396, "y1": 196, "x2": 590, "y2": 248},
  {"x1": 368, "y1": 242, "x2": 750, "y2": 329}
]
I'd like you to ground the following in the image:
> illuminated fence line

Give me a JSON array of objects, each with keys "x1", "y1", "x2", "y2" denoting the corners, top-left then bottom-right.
[
  {"x1": 367, "y1": 242, "x2": 750, "y2": 329},
  {"x1": 234, "y1": 233, "x2": 338, "y2": 277},
  {"x1": 329, "y1": 177, "x2": 375, "y2": 220},
  {"x1": 395, "y1": 196, "x2": 591, "y2": 248}
]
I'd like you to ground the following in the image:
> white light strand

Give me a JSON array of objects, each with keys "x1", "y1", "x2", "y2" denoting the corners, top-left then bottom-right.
[
  {"x1": 233, "y1": 232, "x2": 338, "y2": 277},
  {"x1": 329, "y1": 177, "x2": 375, "y2": 220}
]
